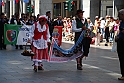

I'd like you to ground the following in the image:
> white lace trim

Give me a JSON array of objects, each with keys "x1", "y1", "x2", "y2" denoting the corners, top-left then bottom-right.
[
  {"x1": 37, "y1": 22, "x2": 46, "y2": 32},
  {"x1": 33, "y1": 37, "x2": 48, "y2": 49}
]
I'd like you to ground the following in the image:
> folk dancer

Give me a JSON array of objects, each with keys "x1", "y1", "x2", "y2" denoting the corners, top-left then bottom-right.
[
  {"x1": 28, "y1": 15, "x2": 51, "y2": 72},
  {"x1": 72, "y1": 9, "x2": 91, "y2": 70}
]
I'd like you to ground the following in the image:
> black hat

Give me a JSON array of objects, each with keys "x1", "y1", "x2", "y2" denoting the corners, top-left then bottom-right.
[
  {"x1": 24, "y1": 16, "x2": 27, "y2": 18},
  {"x1": 76, "y1": 9, "x2": 84, "y2": 15},
  {"x1": 1, "y1": 13, "x2": 5, "y2": 16},
  {"x1": 46, "y1": 11, "x2": 51, "y2": 14}
]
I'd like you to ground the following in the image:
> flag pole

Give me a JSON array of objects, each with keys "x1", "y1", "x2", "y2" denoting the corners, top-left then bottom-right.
[{"x1": 19, "y1": 0, "x2": 22, "y2": 18}]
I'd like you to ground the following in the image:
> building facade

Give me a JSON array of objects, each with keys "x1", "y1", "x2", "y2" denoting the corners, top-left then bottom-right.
[{"x1": 0, "y1": 0, "x2": 124, "y2": 22}]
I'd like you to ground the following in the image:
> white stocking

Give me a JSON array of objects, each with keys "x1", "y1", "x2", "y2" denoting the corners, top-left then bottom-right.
[
  {"x1": 34, "y1": 61, "x2": 38, "y2": 66},
  {"x1": 38, "y1": 62, "x2": 43, "y2": 66}
]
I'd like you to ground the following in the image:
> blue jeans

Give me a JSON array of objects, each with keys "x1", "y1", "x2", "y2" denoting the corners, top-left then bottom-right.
[
  {"x1": 110, "y1": 32, "x2": 114, "y2": 42},
  {"x1": 101, "y1": 28, "x2": 105, "y2": 38}
]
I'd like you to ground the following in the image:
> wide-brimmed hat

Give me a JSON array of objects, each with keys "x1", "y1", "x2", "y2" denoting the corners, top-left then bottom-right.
[{"x1": 76, "y1": 9, "x2": 84, "y2": 15}]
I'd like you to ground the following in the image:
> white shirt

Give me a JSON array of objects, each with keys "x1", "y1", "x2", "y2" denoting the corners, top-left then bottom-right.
[
  {"x1": 100, "y1": 20, "x2": 105, "y2": 28},
  {"x1": 72, "y1": 17, "x2": 86, "y2": 32}
]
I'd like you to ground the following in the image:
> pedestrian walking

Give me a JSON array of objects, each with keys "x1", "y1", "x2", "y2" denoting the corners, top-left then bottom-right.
[
  {"x1": 109, "y1": 17, "x2": 115, "y2": 42},
  {"x1": 15, "y1": 15, "x2": 23, "y2": 49},
  {"x1": 100, "y1": 17, "x2": 105, "y2": 40},
  {"x1": 28, "y1": 15, "x2": 51, "y2": 72},
  {"x1": 105, "y1": 15, "x2": 110, "y2": 46},
  {"x1": 95, "y1": 21, "x2": 101, "y2": 46},
  {"x1": 87, "y1": 17, "x2": 94, "y2": 38},
  {"x1": 117, "y1": 9, "x2": 124, "y2": 80},
  {"x1": 111, "y1": 18, "x2": 119, "y2": 52}
]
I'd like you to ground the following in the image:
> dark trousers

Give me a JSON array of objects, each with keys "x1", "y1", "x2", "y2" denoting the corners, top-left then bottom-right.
[
  {"x1": 0, "y1": 34, "x2": 6, "y2": 49},
  {"x1": 117, "y1": 39, "x2": 124, "y2": 76},
  {"x1": 15, "y1": 45, "x2": 23, "y2": 49},
  {"x1": 105, "y1": 27, "x2": 109, "y2": 42}
]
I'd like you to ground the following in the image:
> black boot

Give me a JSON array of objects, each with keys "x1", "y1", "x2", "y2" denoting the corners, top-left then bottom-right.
[
  {"x1": 77, "y1": 64, "x2": 83, "y2": 70},
  {"x1": 33, "y1": 66, "x2": 38, "y2": 72},
  {"x1": 80, "y1": 58, "x2": 82, "y2": 67},
  {"x1": 15, "y1": 45, "x2": 18, "y2": 49},
  {"x1": 20, "y1": 45, "x2": 23, "y2": 50}
]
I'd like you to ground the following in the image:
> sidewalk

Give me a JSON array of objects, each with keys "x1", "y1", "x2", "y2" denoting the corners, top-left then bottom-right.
[{"x1": 0, "y1": 42, "x2": 123, "y2": 83}]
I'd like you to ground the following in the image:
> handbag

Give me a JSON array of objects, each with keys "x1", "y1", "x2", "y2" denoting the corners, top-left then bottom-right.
[{"x1": 21, "y1": 43, "x2": 35, "y2": 56}]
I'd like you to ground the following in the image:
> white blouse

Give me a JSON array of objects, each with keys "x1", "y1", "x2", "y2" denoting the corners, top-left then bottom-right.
[{"x1": 29, "y1": 22, "x2": 50, "y2": 49}]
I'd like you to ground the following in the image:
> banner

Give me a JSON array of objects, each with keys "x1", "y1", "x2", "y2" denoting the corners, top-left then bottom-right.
[
  {"x1": 49, "y1": 30, "x2": 86, "y2": 62},
  {"x1": 23, "y1": 0, "x2": 29, "y2": 3},
  {"x1": 14, "y1": 0, "x2": 19, "y2": 4},
  {"x1": 4, "y1": 24, "x2": 21, "y2": 45},
  {"x1": 53, "y1": 26, "x2": 62, "y2": 46},
  {"x1": 4, "y1": 24, "x2": 32, "y2": 45}
]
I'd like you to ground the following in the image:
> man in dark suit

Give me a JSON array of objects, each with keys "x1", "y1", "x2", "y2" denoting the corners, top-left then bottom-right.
[
  {"x1": 46, "y1": 11, "x2": 54, "y2": 40},
  {"x1": 54, "y1": 15, "x2": 64, "y2": 27},
  {"x1": 0, "y1": 13, "x2": 8, "y2": 50},
  {"x1": 10, "y1": 15, "x2": 16, "y2": 24}
]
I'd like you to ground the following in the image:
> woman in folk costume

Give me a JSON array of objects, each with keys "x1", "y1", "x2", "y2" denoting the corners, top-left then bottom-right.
[
  {"x1": 28, "y1": 15, "x2": 51, "y2": 72},
  {"x1": 72, "y1": 9, "x2": 91, "y2": 70}
]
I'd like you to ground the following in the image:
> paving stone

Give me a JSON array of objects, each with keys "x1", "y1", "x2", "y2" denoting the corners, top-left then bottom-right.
[{"x1": 0, "y1": 42, "x2": 123, "y2": 83}]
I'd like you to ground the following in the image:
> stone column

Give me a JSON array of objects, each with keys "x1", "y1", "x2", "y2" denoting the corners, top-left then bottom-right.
[
  {"x1": 13, "y1": 0, "x2": 15, "y2": 15},
  {"x1": 90, "y1": 0, "x2": 101, "y2": 23},
  {"x1": 114, "y1": 0, "x2": 124, "y2": 17},
  {"x1": 83, "y1": 0, "x2": 90, "y2": 18},
  {"x1": 5, "y1": 0, "x2": 10, "y2": 17},
  {"x1": 40, "y1": 0, "x2": 52, "y2": 15},
  {"x1": 35, "y1": 0, "x2": 40, "y2": 16},
  {"x1": 79, "y1": 0, "x2": 83, "y2": 10},
  {"x1": 10, "y1": 0, "x2": 13, "y2": 18},
  {"x1": 79, "y1": 0, "x2": 100, "y2": 22},
  {"x1": 23, "y1": 1, "x2": 26, "y2": 13},
  {"x1": 2, "y1": 0, "x2": 5, "y2": 13}
]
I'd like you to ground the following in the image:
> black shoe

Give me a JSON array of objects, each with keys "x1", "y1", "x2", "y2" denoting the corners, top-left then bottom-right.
[
  {"x1": 20, "y1": 45, "x2": 23, "y2": 50},
  {"x1": 20, "y1": 47, "x2": 23, "y2": 50},
  {"x1": 3, "y1": 47, "x2": 6, "y2": 50},
  {"x1": 118, "y1": 77, "x2": 124, "y2": 80},
  {"x1": 38, "y1": 66, "x2": 44, "y2": 70},
  {"x1": 77, "y1": 64, "x2": 83, "y2": 70},
  {"x1": 15, "y1": 45, "x2": 18, "y2": 49},
  {"x1": 33, "y1": 68, "x2": 37, "y2": 72},
  {"x1": 33, "y1": 66, "x2": 38, "y2": 72},
  {"x1": 80, "y1": 58, "x2": 82, "y2": 67},
  {"x1": 105, "y1": 44, "x2": 108, "y2": 46}
]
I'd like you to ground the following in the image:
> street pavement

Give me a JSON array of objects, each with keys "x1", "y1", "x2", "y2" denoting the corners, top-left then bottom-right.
[{"x1": 0, "y1": 40, "x2": 123, "y2": 83}]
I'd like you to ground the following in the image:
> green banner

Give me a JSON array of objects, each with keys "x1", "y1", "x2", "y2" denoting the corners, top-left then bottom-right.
[{"x1": 4, "y1": 24, "x2": 22, "y2": 45}]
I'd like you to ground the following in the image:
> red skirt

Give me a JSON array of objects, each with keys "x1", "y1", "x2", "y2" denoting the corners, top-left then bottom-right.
[{"x1": 31, "y1": 45, "x2": 49, "y2": 62}]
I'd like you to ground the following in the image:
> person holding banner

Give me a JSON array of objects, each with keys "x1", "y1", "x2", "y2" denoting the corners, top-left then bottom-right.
[
  {"x1": 28, "y1": 15, "x2": 51, "y2": 72},
  {"x1": 72, "y1": 9, "x2": 91, "y2": 70},
  {"x1": 0, "y1": 13, "x2": 8, "y2": 50},
  {"x1": 15, "y1": 15, "x2": 23, "y2": 49},
  {"x1": 52, "y1": 15, "x2": 63, "y2": 46}
]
